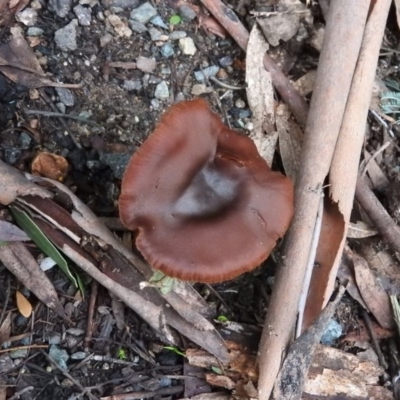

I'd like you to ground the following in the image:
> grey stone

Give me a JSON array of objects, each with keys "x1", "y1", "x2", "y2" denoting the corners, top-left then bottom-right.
[
  {"x1": 321, "y1": 319, "x2": 342, "y2": 345},
  {"x1": 73, "y1": 4, "x2": 91, "y2": 26},
  {"x1": 239, "y1": 109, "x2": 251, "y2": 118},
  {"x1": 179, "y1": 37, "x2": 196, "y2": 55},
  {"x1": 130, "y1": 2, "x2": 157, "y2": 24},
  {"x1": 71, "y1": 352, "x2": 88, "y2": 360},
  {"x1": 194, "y1": 65, "x2": 219, "y2": 82},
  {"x1": 178, "y1": 4, "x2": 196, "y2": 21},
  {"x1": 149, "y1": 75, "x2": 161, "y2": 84},
  {"x1": 154, "y1": 81, "x2": 169, "y2": 99},
  {"x1": 219, "y1": 55, "x2": 233, "y2": 67},
  {"x1": 169, "y1": 30, "x2": 186, "y2": 40},
  {"x1": 18, "y1": 132, "x2": 32, "y2": 149},
  {"x1": 100, "y1": 33, "x2": 113, "y2": 47},
  {"x1": 9, "y1": 348, "x2": 28, "y2": 359},
  {"x1": 191, "y1": 84, "x2": 210, "y2": 96},
  {"x1": 48, "y1": 335, "x2": 61, "y2": 345},
  {"x1": 16, "y1": 8, "x2": 37, "y2": 26},
  {"x1": 148, "y1": 27, "x2": 162, "y2": 41},
  {"x1": 151, "y1": 98, "x2": 160, "y2": 109},
  {"x1": 49, "y1": 345, "x2": 69, "y2": 370},
  {"x1": 4, "y1": 149, "x2": 21, "y2": 165},
  {"x1": 99, "y1": 152, "x2": 132, "y2": 179},
  {"x1": 56, "y1": 87, "x2": 75, "y2": 106},
  {"x1": 129, "y1": 20, "x2": 147, "y2": 33},
  {"x1": 136, "y1": 56, "x2": 156, "y2": 73},
  {"x1": 160, "y1": 66, "x2": 171, "y2": 75},
  {"x1": 49, "y1": 0, "x2": 72, "y2": 17},
  {"x1": 26, "y1": 27, "x2": 44, "y2": 36},
  {"x1": 101, "y1": 0, "x2": 139, "y2": 8},
  {"x1": 56, "y1": 102, "x2": 66, "y2": 113},
  {"x1": 235, "y1": 98, "x2": 246, "y2": 109},
  {"x1": 54, "y1": 20, "x2": 78, "y2": 51},
  {"x1": 0, "y1": 355, "x2": 14, "y2": 374},
  {"x1": 123, "y1": 79, "x2": 142, "y2": 91},
  {"x1": 150, "y1": 15, "x2": 168, "y2": 29},
  {"x1": 161, "y1": 43, "x2": 174, "y2": 58}
]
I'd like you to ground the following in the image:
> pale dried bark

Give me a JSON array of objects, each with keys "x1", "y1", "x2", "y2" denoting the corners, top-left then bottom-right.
[
  {"x1": 258, "y1": 1, "x2": 370, "y2": 398},
  {"x1": 323, "y1": 0, "x2": 393, "y2": 315}
]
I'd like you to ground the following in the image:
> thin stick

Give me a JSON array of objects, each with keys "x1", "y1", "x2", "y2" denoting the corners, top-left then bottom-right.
[
  {"x1": 38, "y1": 89, "x2": 82, "y2": 149},
  {"x1": 209, "y1": 76, "x2": 245, "y2": 90},
  {"x1": 40, "y1": 350, "x2": 98, "y2": 400},
  {"x1": 0, "y1": 344, "x2": 48, "y2": 353},
  {"x1": 23, "y1": 109, "x2": 98, "y2": 125},
  {"x1": 356, "y1": 176, "x2": 400, "y2": 260},
  {"x1": 7, "y1": 386, "x2": 34, "y2": 400},
  {"x1": 362, "y1": 309, "x2": 388, "y2": 369},
  {"x1": 361, "y1": 141, "x2": 391, "y2": 178}
]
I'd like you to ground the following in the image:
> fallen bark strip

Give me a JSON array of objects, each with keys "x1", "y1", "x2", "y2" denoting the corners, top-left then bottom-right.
[
  {"x1": 312, "y1": 0, "x2": 393, "y2": 323},
  {"x1": 257, "y1": 1, "x2": 370, "y2": 398}
]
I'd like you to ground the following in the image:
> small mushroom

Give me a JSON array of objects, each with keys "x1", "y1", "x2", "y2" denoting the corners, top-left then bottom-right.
[{"x1": 119, "y1": 99, "x2": 294, "y2": 283}]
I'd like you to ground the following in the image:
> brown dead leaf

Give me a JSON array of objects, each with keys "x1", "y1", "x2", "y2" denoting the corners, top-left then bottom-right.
[
  {"x1": 0, "y1": 29, "x2": 80, "y2": 89},
  {"x1": 363, "y1": 149, "x2": 389, "y2": 191},
  {"x1": 0, "y1": 313, "x2": 12, "y2": 344},
  {"x1": 31, "y1": 152, "x2": 69, "y2": 181},
  {"x1": 205, "y1": 374, "x2": 235, "y2": 390},
  {"x1": 347, "y1": 221, "x2": 378, "y2": 239},
  {"x1": 338, "y1": 249, "x2": 367, "y2": 309},
  {"x1": 276, "y1": 103, "x2": 303, "y2": 181},
  {"x1": 357, "y1": 239, "x2": 400, "y2": 295},
  {"x1": 352, "y1": 253, "x2": 394, "y2": 329},
  {"x1": 0, "y1": 0, "x2": 29, "y2": 26},
  {"x1": 245, "y1": 24, "x2": 276, "y2": 165},
  {"x1": 343, "y1": 318, "x2": 394, "y2": 342},
  {"x1": 293, "y1": 70, "x2": 317, "y2": 97},
  {"x1": 0, "y1": 220, "x2": 30, "y2": 241},
  {"x1": 16, "y1": 290, "x2": 32, "y2": 318}
]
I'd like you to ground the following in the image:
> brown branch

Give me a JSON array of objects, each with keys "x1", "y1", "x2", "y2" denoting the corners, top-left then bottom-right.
[
  {"x1": 356, "y1": 176, "x2": 400, "y2": 258},
  {"x1": 199, "y1": 0, "x2": 249, "y2": 50}
]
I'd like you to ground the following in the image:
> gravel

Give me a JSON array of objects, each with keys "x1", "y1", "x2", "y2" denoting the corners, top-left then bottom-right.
[
  {"x1": 194, "y1": 66, "x2": 220, "y2": 82},
  {"x1": 73, "y1": 4, "x2": 92, "y2": 26},
  {"x1": 179, "y1": 37, "x2": 196, "y2": 55},
  {"x1": 154, "y1": 81, "x2": 169, "y2": 99},
  {"x1": 130, "y1": 2, "x2": 157, "y2": 24},
  {"x1": 54, "y1": 19, "x2": 78, "y2": 51},
  {"x1": 161, "y1": 43, "x2": 174, "y2": 58}
]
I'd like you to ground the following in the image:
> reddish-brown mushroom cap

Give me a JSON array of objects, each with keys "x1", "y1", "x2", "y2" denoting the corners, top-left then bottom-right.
[{"x1": 119, "y1": 99, "x2": 294, "y2": 283}]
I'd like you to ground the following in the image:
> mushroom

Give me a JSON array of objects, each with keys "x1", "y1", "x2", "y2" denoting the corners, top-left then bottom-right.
[{"x1": 119, "y1": 99, "x2": 294, "y2": 283}]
